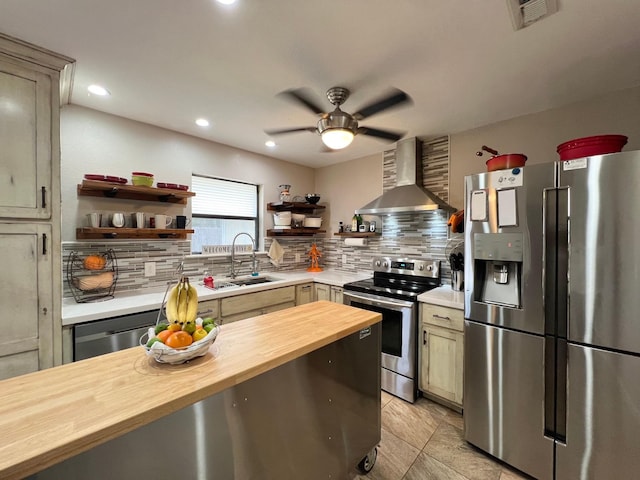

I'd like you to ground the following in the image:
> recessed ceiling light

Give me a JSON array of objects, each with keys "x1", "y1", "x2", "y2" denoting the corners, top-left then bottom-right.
[
  {"x1": 195, "y1": 118, "x2": 210, "y2": 127},
  {"x1": 265, "y1": 140, "x2": 276, "y2": 147},
  {"x1": 87, "y1": 84, "x2": 110, "y2": 96},
  {"x1": 216, "y1": 0, "x2": 236, "y2": 4}
]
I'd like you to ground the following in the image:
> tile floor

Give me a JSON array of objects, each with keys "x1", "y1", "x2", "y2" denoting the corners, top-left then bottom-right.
[{"x1": 354, "y1": 391, "x2": 532, "y2": 480}]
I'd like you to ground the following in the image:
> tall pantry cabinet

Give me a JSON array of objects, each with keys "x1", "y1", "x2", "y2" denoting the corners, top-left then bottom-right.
[{"x1": 0, "y1": 33, "x2": 74, "y2": 380}]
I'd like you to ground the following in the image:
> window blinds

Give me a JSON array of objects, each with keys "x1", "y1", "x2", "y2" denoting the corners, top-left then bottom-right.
[{"x1": 192, "y1": 176, "x2": 257, "y2": 217}]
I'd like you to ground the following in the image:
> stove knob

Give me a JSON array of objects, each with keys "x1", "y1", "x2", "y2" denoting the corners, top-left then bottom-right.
[
  {"x1": 426, "y1": 265, "x2": 433, "y2": 271},
  {"x1": 383, "y1": 261, "x2": 388, "y2": 268},
  {"x1": 418, "y1": 265, "x2": 424, "y2": 271},
  {"x1": 375, "y1": 260, "x2": 381, "y2": 267}
]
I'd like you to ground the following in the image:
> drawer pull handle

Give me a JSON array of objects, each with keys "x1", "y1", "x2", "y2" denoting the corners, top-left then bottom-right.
[{"x1": 432, "y1": 314, "x2": 451, "y2": 321}]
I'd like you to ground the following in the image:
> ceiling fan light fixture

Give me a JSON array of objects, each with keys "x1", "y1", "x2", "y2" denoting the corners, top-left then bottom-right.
[{"x1": 321, "y1": 128, "x2": 354, "y2": 150}]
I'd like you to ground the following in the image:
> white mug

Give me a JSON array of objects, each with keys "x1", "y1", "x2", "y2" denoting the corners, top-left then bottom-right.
[
  {"x1": 133, "y1": 212, "x2": 146, "y2": 228},
  {"x1": 87, "y1": 213, "x2": 102, "y2": 228},
  {"x1": 111, "y1": 212, "x2": 125, "y2": 228},
  {"x1": 154, "y1": 214, "x2": 173, "y2": 229}
]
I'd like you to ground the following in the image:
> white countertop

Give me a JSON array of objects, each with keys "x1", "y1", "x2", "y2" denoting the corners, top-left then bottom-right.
[
  {"x1": 417, "y1": 285, "x2": 465, "y2": 310},
  {"x1": 62, "y1": 270, "x2": 371, "y2": 326}
]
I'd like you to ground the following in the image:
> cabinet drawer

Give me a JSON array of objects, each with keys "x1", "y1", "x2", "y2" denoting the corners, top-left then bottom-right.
[
  {"x1": 198, "y1": 299, "x2": 219, "y2": 319},
  {"x1": 221, "y1": 286, "x2": 296, "y2": 317},
  {"x1": 421, "y1": 303, "x2": 464, "y2": 332}
]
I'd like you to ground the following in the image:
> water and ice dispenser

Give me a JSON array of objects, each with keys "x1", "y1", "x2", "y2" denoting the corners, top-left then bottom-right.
[{"x1": 472, "y1": 233, "x2": 523, "y2": 308}]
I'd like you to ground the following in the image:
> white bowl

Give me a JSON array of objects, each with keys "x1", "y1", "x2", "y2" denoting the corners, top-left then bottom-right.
[
  {"x1": 291, "y1": 213, "x2": 306, "y2": 222},
  {"x1": 273, "y1": 213, "x2": 291, "y2": 226},
  {"x1": 304, "y1": 217, "x2": 322, "y2": 228}
]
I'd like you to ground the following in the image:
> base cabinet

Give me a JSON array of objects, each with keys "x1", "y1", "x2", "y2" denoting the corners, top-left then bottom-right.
[
  {"x1": 314, "y1": 284, "x2": 343, "y2": 303},
  {"x1": 295, "y1": 283, "x2": 313, "y2": 305},
  {"x1": 419, "y1": 303, "x2": 464, "y2": 410},
  {"x1": 220, "y1": 286, "x2": 296, "y2": 324}
]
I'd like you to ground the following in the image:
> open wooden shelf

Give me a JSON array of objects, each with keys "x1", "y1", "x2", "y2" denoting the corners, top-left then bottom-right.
[
  {"x1": 267, "y1": 228, "x2": 326, "y2": 237},
  {"x1": 76, "y1": 227, "x2": 194, "y2": 240},
  {"x1": 77, "y1": 180, "x2": 195, "y2": 205},
  {"x1": 267, "y1": 202, "x2": 325, "y2": 212},
  {"x1": 333, "y1": 232, "x2": 381, "y2": 238}
]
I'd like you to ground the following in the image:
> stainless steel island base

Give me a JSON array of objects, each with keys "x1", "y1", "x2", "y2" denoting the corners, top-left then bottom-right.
[{"x1": 30, "y1": 324, "x2": 381, "y2": 480}]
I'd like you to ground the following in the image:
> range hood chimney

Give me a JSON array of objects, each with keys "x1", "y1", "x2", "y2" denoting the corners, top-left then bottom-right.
[{"x1": 356, "y1": 137, "x2": 455, "y2": 215}]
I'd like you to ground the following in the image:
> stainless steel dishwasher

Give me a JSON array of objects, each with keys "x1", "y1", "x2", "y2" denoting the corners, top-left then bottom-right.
[{"x1": 73, "y1": 310, "x2": 158, "y2": 361}]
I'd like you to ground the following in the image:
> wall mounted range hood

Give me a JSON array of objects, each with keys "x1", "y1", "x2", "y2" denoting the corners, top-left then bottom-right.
[{"x1": 356, "y1": 137, "x2": 455, "y2": 215}]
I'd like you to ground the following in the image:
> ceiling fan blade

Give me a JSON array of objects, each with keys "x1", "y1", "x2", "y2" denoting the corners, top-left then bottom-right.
[
  {"x1": 264, "y1": 126, "x2": 317, "y2": 135},
  {"x1": 280, "y1": 88, "x2": 326, "y2": 115},
  {"x1": 357, "y1": 126, "x2": 406, "y2": 142},
  {"x1": 352, "y1": 88, "x2": 412, "y2": 120}
]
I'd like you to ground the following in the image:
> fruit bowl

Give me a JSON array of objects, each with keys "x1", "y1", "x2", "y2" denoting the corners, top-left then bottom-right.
[{"x1": 140, "y1": 324, "x2": 220, "y2": 364}]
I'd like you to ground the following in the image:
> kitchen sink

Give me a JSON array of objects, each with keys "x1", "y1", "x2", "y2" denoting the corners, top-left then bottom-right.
[{"x1": 230, "y1": 276, "x2": 276, "y2": 287}]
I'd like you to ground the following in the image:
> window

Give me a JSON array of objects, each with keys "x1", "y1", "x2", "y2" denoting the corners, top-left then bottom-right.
[{"x1": 191, "y1": 175, "x2": 259, "y2": 253}]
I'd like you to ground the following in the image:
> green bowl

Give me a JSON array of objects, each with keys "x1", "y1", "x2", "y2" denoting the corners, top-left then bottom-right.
[{"x1": 132, "y1": 175, "x2": 154, "y2": 187}]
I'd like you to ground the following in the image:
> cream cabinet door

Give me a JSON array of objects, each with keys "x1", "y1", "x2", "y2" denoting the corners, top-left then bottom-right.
[
  {"x1": 0, "y1": 59, "x2": 52, "y2": 219},
  {"x1": 314, "y1": 283, "x2": 330, "y2": 301},
  {"x1": 0, "y1": 223, "x2": 53, "y2": 380},
  {"x1": 330, "y1": 286, "x2": 343, "y2": 304},
  {"x1": 296, "y1": 283, "x2": 313, "y2": 305},
  {"x1": 419, "y1": 324, "x2": 464, "y2": 406}
]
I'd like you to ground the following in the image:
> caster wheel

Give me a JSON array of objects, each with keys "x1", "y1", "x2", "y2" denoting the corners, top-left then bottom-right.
[{"x1": 357, "y1": 447, "x2": 377, "y2": 474}]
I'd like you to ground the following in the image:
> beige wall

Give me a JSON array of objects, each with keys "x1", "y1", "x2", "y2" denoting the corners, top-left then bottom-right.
[
  {"x1": 449, "y1": 85, "x2": 640, "y2": 208},
  {"x1": 60, "y1": 105, "x2": 315, "y2": 244},
  {"x1": 314, "y1": 152, "x2": 383, "y2": 234}
]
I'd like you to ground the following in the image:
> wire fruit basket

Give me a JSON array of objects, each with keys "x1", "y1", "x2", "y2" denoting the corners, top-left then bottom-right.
[{"x1": 140, "y1": 271, "x2": 220, "y2": 365}]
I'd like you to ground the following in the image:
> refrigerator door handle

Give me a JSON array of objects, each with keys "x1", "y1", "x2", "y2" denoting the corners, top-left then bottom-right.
[{"x1": 542, "y1": 186, "x2": 569, "y2": 442}]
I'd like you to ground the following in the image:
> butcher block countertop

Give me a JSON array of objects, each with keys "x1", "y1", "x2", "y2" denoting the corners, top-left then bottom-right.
[{"x1": 0, "y1": 301, "x2": 381, "y2": 480}]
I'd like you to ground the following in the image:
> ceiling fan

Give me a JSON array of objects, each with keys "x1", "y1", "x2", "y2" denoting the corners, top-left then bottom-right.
[{"x1": 265, "y1": 86, "x2": 412, "y2": 150}]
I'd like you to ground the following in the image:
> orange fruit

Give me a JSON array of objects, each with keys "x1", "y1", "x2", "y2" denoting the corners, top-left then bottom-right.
[
  {"x1": 165, "y1": 331, "x2": 193, "y2": 349},
  {"x1": 156, "y1": 330, "x2": 173, "y2": 343}
]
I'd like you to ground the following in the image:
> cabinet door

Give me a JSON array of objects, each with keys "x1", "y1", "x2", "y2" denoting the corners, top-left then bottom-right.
[
  {"x1": 314, "y1": 283, "x2": 330, "y2": 301},
  {"x1": 0, "y1": 59, "x2": 52, "y2": 219},
  {"x1": 0, "y1": 223, "x2": 53, "y2": 380},
  {"x1": 330, "y1": 286, "x2": 343, "y2": 304},
  {"x1": 296, "y1": 283, "x2": 313, "y2": 305},
  {"x1": 419, "y1": 324, "x2": 464, "y2": 406}
]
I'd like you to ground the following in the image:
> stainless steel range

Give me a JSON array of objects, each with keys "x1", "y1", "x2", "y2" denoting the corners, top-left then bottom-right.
[{"x1": 343, "y1": 257, "x2": 441, "y2": 402}]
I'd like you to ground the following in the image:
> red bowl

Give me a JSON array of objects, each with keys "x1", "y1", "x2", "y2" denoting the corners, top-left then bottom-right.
[
  {"x1": 557, "y1": 135, "x2": 628, "y2": 161},
  {"x1": 157, "y1": 182, "x2": 188, "y2": 191},
  {"x1": 486, "y1": 153, "x2": 527, "y2": 172}
]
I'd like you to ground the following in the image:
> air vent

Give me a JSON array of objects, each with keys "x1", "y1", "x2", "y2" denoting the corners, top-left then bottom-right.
[{"x1": 508, "y1": 0, "x2": 558, "y2": 30}]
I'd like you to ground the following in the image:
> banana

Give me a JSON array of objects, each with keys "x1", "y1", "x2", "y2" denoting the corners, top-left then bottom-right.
[
  {"x1": 177, "y1": 279, "x2": 188, "y2": 325},
  {"x1": 185, "y1": 280, "x2": 199, "y2": 322},
  {"x1": 165, "y1": 282, "x2": 180, "y2": 322}
]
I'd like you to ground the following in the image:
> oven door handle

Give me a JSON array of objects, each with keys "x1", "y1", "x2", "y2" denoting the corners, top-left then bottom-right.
[{"x1": 343, "y1": 291, "x2": 414, "y2": 309}]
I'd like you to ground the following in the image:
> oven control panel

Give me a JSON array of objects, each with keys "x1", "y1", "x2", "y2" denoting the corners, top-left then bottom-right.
[{"x1": 372, "y1": 256, "x2": 440, "y2": 278}]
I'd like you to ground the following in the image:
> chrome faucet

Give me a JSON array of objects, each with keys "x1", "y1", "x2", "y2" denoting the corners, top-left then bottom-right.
[{"x1": 230, "y1": 232, "x2": 258, "y2": 279}]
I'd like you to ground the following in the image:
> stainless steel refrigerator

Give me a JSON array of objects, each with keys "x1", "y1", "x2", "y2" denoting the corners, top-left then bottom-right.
[{"x1": 463, "y1": 150, "x2": 640, "y2": 480}]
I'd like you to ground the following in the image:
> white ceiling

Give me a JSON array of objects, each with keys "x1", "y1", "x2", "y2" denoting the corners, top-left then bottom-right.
[{"x1": 1, "y1": 0, "x2": 639, "y2": 168}]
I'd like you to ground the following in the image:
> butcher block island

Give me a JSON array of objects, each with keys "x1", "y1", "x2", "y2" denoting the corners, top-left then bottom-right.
[{"x1": 0, "y1": 302, "x2": 382, "y2": 480}]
